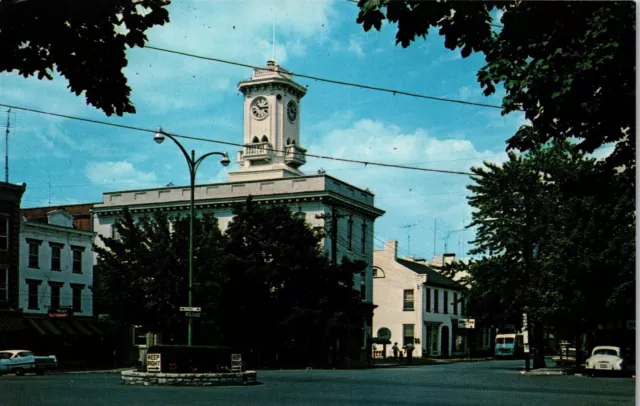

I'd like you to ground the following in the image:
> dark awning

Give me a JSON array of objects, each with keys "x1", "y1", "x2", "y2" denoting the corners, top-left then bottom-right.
[
  {"x1": 56, "y1": 319, "x2": 77, "y2": 336},
  {"x1": 87, "y1": 322, "x2": 103, "y2": 335},
  {"x1": 0, "y1": 314, "x2": 27, "y2": 332},
  {"x1": 39, "y1": 319, "x2": 62, "y2": 335},
  {"x1": 26, "y1": 318, "x2": 47, "y2": 335},
  {"x1": 71, "y1": 320, "x2": 93, "y2": 336}
]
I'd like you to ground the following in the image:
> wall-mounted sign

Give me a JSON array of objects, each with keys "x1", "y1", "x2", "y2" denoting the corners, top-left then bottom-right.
[
  {"x1": 377, "y1": 327, "x2": 391, "y2": 341},
  {"x1": 147, "y1": 353, "x2": 161, "y2": 373},
  {"x1": 179, "y1": 306, "x2": 201, "y2": 312},
  {"x1": 457, "y1": 319, "x2": 475, "y2": 329}
]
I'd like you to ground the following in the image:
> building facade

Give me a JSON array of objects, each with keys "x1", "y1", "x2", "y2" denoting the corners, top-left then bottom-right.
[
  {"x1": 19, "y1": 209, "x2": 96, "y2": 317},
  {"x1": 90, "y1": 60, "x2": 385, "y2": 366},
  {"x1": 373, "y1": 241, "x2": 470, "y2": 357}
]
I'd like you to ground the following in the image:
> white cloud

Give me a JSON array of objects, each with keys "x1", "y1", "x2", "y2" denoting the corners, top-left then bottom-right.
[
  {"x1": 459, "y1": 86, "x2": 472, "y2": 101},
  {"x1": 85, "y1": 161, "x2": 158, "y2": 188},
  {"x1": 305, "y1": 118, "x2": 508, "y2": 258},
  {"x1": 348, "y1": 36, "x2": 365, "y2": 57}
]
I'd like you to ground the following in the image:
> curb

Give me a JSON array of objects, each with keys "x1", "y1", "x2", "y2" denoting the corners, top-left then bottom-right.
[
  {"x1": 53, "y1": 368, "x2": 135, "y2": 375},
  {"x1": 520, "y1": 370, "x2": 566, "y2": 376}
]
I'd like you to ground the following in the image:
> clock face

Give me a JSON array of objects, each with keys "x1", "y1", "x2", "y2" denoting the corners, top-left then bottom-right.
[
  {"x1": 287, "y1": 100, "x2": 298, "y2": 122},
  {"x1": 251, "y1": 96, "x2": 269, "y2": 120}
]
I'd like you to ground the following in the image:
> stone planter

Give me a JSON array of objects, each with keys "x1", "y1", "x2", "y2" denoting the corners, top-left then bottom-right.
[{"x1": 121, "y1": 370, "x2": 258, "y2": 386}]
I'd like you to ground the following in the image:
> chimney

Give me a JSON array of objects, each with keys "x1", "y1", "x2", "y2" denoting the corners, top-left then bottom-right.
[
  {"x1": 443, "y1": 253, "x2": 456, "y2": 265},
  {"x1": 385, "y1": 240, "x2": 399, "y2": 259}
]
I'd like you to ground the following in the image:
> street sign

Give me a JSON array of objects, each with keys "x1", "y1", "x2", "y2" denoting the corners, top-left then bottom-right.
[
  {"x1": 185, "y1": 312, "x2": 201, "y2": 318},
  {"x1": 179, "y1": 306, "x2": 201, "y2": 312},
  {"x1": 231, "y1": 354, "x2": 242, "y2": 373},
  {"x1": 377, "y1": 327, "x2": 391, "y2": 340},
  {"x1": 457, "y1": 318, "x2": 475, "y2": 329},
  {"x1": 147, "y1": 353, "x2": 161, "y2": 373}
]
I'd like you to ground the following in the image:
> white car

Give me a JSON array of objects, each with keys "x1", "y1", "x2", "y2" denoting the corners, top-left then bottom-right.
[
  {"x1": 584, "y1": 346, "x2": 626, "y2": 376},
  {"x1": 0, "y1": 350, "x2": 58, "y2": 376}
]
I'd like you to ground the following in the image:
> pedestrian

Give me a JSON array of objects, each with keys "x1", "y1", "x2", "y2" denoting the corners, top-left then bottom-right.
[
  {"x1": 392, "y1": 342, "x2": 399, "y2": 359},
  {"x1": 405, "y1": 342, "x2": 415, "y2": 365}
]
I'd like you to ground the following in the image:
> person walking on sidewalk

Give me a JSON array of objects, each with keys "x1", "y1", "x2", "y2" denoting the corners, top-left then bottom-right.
[
  {"x1": 405, "y1": 342, "x2": 415, "y2": 365},
  {"x1": 392, "y1": 343, "x2": 399, "y2": 359}
]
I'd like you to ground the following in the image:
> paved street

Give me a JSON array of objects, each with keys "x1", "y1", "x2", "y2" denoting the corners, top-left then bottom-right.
[{"x1": 0, "y1": 360, "x2": 634, "y2": 406}]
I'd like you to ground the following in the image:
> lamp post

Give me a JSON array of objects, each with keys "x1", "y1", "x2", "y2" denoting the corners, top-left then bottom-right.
[{"x1": 154, "y1": 127, "x2": 230, "y2": 346}]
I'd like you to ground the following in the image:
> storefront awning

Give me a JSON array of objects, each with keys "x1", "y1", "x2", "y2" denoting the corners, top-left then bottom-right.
[
  {"x1": 39, "y1": 318, "x2": 62, "y2": 335},
  {"x1": 26, "y1": 318, "x2": 47, "y2": 335},
  {"x1": 71, "y1": 320, "x2": 93, "y2": 336},
  {"x1": 0, "y1": 314, "x2": 27, "y2": 332},
  {"x1": 56, "y1": 319, "x2": 77, "y2": 336}
]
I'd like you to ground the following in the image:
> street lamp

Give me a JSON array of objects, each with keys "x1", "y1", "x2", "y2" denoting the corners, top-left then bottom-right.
[{"x1": 154, "y1": 127, "x2": 230, "y2": 346}]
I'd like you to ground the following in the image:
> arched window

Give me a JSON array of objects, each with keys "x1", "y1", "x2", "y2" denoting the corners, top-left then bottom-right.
[
  {"x1": 286, "y1": 138, "x2": 291, "y2": 145},
  {"x1": 291, "y1": 139, "x2": 296, "y2": 145},
  {"x1": 261, "y1": 135, "x2": 269, "y2": 143},
  {"x1": 252, "y1": 136, "x2": 259, "y2": 143},
  {"x1": 373, "y1": 267, "x2": 385, "y2": 278}
]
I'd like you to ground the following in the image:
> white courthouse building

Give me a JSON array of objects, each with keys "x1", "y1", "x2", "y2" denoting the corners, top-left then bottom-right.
[
  {"x1": 90, "y1": 60, "x2": 385, "y2": 365},
  {"x1": 373, "y1": 241, "x2": 470, "y2": 358},
  {"x1": 19, "y1": 209, "x2": 96, "y2": 318}
]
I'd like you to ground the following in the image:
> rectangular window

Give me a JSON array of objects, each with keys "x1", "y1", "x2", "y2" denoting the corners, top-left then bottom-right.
[
  {"x1": 403, "y1": 324, "x2": 415, "y2": 347},
  {"x1": 360, "y1": 221, "x2": 367, "y2": 254},
  {"x1": 28, "y1": 242, "x2": 40, "y2": 268},
  {"x1": 0, "y1": 268, "x2": 7, "y2": 302},
  {"x1": 360, "y1": 278, "x2": 366, "y2": 301},
  {"x1": 453, "y1": 292, "x2": 458, "y2": 315},
  {"x1": 403, "y1": 289, "x2": 415, "y2": 311},
  {"x1": 347, "y1": 217, "x2": 353, "y2": 251},
  {"x1": 28, "y1": 281, "x2": 39, "y2": 310},
  {"x1": 0, "y1": 217, "x2": 8, "y2": 251},
  {"x1": 72, "y1": 249, "x2": 82, "y2": 274},
  {"x1": 434, "y1": 289, "x2": 439, "y2": 313},
  {"x1": 49, "y1": 284, "x2": 61, "y2": 311},
  {"x1": 443, "y1": 291, "x2": 449, "y2": 314},
  {"x1": 50, "y1": 244, "x2": 62, "y2": 271},
  {"x1": 72, "y1": 286, "x2": 83, "y2": 312},
  {"x1": 426, "y1": 288, "x2": 431, "y2": 312}
]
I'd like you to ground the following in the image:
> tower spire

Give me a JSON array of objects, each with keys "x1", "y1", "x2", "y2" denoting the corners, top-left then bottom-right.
[{"x1": 271, "y1": 17, "x2": 276, "y2": 64}]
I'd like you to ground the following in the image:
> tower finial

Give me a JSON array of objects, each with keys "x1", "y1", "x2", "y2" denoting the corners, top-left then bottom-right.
[{"x1": 272, "y1": 17, "x2": 276, "y2": 64}]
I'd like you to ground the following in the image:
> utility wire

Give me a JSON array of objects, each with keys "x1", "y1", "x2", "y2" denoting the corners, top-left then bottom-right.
[
  {"x1": 0, "y1": 103, "x2": 474, "y2": 176},
  {"x1": 144, "y1": 45, "x2": 505, "y2": 111}
]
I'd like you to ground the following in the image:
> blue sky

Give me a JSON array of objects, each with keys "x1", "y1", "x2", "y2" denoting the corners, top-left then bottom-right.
[{"x1": 1, "y1": 0, "x2": 533, "y2": 261}]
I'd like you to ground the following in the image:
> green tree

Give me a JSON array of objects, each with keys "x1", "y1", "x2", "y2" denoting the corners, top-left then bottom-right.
[
  {"x1": 0, "y1": 0, "x2": 170, "y2": 116},
  {"x1": 356, "y1": 1, "x2": 635, "y2": 169},
  {"x1": 449, "y1": 142, "x2": 635, "y2": 368},
  {"x1": 215, "y1": 198, "x2": 366, "y2": 367},
  {"x1": 94, "y1": 208, "x2": 225, "y2": 341}
]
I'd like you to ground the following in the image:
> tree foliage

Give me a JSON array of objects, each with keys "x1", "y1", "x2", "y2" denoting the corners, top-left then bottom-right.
[
  {"x1": 443, "y1": 142, "x2": 635, "y2": 367},
  {"x1": 0, "y1": 0, "x2": 170, "y2": 116},
  {"x1": 357, "y1": 1, "x2": 635, "y2": 169},
  {"x1": 95, "y1": 198, "x2": 367, "y2": 367}
]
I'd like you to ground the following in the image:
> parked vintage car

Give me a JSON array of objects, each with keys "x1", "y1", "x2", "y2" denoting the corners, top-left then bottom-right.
[
  {"x1": 584, "y1": 346, "x2": 626, "y2": 376},
  {"x1": 0, "y1": 350, "x2": 58, "y2": 376}
]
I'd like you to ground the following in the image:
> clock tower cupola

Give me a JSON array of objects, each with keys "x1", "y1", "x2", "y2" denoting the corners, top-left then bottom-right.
[{"x1": 229, "y1": 60, "x2": 308, "y2": 182}]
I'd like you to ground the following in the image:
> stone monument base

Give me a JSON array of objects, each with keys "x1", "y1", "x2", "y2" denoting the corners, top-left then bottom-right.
[{"x1": 121, "y1": 370, "x2": 258, "y2": 386}]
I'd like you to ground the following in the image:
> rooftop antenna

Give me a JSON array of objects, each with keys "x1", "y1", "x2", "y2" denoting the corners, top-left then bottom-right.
[
  {"x1": 4, "y1": 109, "x2": 9, "y2": 183},
  {"x1": 399, "y1": 223, "x2": 417, "y2": 257}
]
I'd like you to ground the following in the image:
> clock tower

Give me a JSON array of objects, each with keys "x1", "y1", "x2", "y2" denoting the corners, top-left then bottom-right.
[{"x1": 229, "y1": 60, "x2": 308, "y2": 182}]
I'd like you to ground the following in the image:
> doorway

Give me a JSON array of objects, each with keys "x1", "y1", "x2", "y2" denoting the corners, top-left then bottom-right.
[{"x1": 441, "y1": 326, "x2": 450, "y2": 356}]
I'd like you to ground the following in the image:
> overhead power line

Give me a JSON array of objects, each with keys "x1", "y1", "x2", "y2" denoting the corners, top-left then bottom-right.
[
  {"x1": 0, "y1": 103, "x2": 474, "y2": 176},
  {"x1": 144, "y1": 45, "x2": 505, "y2": 110}
]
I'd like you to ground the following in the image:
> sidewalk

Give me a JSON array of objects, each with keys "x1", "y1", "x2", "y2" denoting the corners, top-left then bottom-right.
[{"x1": 373, "y1": 357, "x2": 493, "y2": 368}]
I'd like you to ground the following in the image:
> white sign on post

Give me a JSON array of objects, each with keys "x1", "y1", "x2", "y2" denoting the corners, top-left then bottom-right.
[
  {"x1": 179, "y1": 306, "x2": 201, "y2": 312},
  {"x1": 146, "y1": 353, "x2": 161, "y2": 373},
  {"x1": 457, "y1": 318, "x2": 475, "y2": 329},
  {"x1": 231, "y1": 354, "x2": 242, "y2": 373}
]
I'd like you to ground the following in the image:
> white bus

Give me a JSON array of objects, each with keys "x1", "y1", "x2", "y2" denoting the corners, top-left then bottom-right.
[{"x1": 495, "y1": 333, "x2": 525, "y2": 358}]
